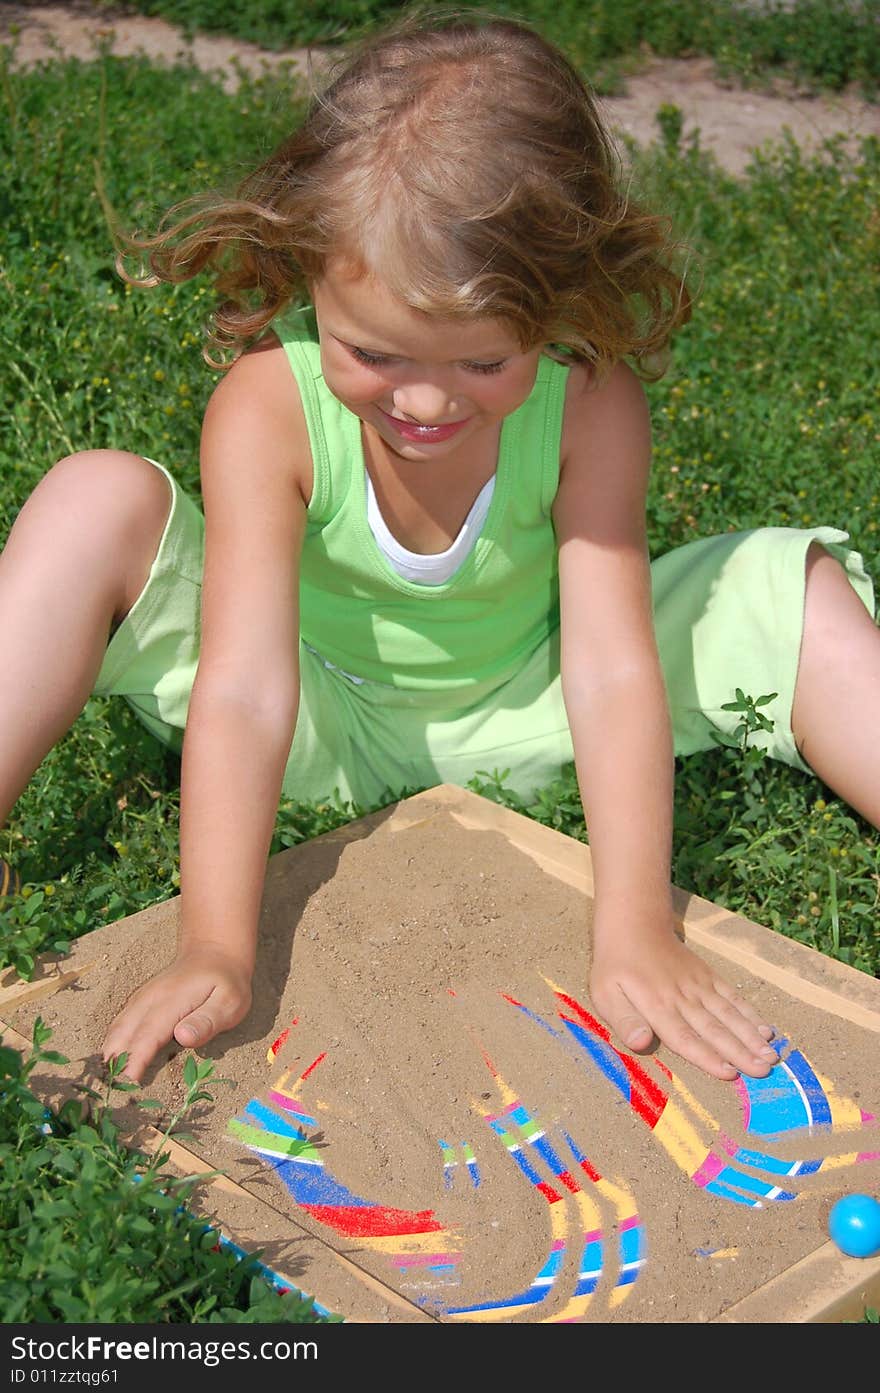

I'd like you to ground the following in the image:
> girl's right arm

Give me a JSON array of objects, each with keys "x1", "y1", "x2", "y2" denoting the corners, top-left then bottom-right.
[{"x1": 102, "y1": 334, "x2": 311, "y2": 1080}]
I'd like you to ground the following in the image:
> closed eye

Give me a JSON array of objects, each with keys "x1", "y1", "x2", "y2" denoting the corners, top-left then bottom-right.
[
  {"x1": 348, "y1": 344, "x2": 507, "y2": 374},
  {"x1": 462, "y1": 359, "x2": 507, "y2": 375},
  {"x1": 349, "y1": 345, "x2": 394, "y2": 367}
]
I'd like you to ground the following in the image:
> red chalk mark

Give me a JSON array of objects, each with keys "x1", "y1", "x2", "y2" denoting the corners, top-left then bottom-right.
[
  {"x1": 267, "y1": 1018, "x2": 299, "y2": 1062},
  {"x1": 298, "y1": 1052, "x2": 327, "y2": 1084},
  {"x1": 556, "y1": 989, "x2": 669, "y2": 1128},
  {"x1": 461, "y1": 1024, "x2": 499, "y2": 1082},
  {"x1": 578, "y1": 1156, "x2": 603, "y2": 1184},
  {"x1": 554, "y1": 989, "x2": 611, "y2": 1041},
  {"x1": 537, "y1": 1181, "x2": 563, "y2": 1204},
  {"x1": 557, "y1": 1168, "x2": 580, "y2": 1195},
  {"x1": 303, "y1": 1204, "x2": 445, "y2": 1238}
]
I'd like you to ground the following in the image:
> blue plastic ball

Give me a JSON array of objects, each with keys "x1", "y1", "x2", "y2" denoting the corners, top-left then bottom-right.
[{"x1": 828, "y1": 1194, "x2": 880, "y2": 1259}]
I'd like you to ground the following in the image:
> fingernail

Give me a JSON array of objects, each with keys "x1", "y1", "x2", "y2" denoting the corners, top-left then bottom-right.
[{"x1": 759, "y1": 1046, "x2": 778, "y2": 1062}]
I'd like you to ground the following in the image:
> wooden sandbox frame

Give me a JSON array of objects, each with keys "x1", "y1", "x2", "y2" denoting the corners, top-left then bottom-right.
[{"x1": 2, "y1": 784, "x2": 880, "y2": 1323}]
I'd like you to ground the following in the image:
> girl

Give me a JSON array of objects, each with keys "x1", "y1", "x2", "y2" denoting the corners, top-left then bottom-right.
[{"x1": 2, "y1": 12, "x2": 879, "y2": 1086}]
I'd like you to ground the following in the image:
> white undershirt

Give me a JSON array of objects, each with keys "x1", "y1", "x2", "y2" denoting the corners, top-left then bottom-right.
[{"x1": 365, "y1": 473, "x2": 495, "y2": 585}]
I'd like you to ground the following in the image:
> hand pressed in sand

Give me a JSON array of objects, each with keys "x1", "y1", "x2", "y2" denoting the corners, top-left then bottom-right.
[
  {"x1": 588, "y1": 911, "x2": 779, "y2": 1081},
  {"x1": 101, "y1": 943, "x2": 252, "y2": 1082}
]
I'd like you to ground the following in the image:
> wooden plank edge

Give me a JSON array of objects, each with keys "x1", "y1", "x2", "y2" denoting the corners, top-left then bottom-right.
[
  {"x1": 713, "y1": 1239, "x2": 880, "y2": 1323},
  {"x1": 0, "y1": 959, "x2": 98, "y2": 1013},
  {"x1": 0, "y1": 1019, "x2": 435, "y2": 1325}
]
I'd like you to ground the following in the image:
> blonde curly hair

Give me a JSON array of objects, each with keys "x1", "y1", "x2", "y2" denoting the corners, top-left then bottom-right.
[{"x1": 120, "y1": 8, "x2": 692, "y2": 376}]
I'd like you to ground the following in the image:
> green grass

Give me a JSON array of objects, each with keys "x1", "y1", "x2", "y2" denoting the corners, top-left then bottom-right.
[
  {"x1": 1, "y1": 30, "x2": 879, "y2": 1323},
  {"x1": 0, "y1": 1021, "x2": 337, "y2": 1322},
  {"x1": 65, "y1": 0, "x2": 880, "y2": 94},
  {"x1": 2, "y1": 49, "x2": 879, "y2": 979}
]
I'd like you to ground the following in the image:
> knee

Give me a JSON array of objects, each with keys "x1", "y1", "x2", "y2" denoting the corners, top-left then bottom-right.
[
  {"x1": 44, "y1": 450, "x2": 171, "y2": 541},
  {"x1": 804, "y1": 539, "x2": 834, "y2": 582}
]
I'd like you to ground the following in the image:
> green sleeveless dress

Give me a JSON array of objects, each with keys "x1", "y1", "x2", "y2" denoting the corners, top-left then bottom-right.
[{"x1": 93, "y1": 307, "x2": 875, "y2": 805}]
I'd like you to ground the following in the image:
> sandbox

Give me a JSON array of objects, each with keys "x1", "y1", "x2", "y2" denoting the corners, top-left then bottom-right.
[{"x1": 3, "y1": 785, "x2": 879, "y2": 1323}]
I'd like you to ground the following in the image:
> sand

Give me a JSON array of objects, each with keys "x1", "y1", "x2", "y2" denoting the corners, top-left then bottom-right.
[{"x1": 6, "y1": 791, "x2": 880, "y2": 1323}]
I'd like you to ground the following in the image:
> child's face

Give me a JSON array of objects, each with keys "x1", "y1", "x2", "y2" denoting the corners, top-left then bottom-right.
[{"x1": 312, "y1": 260, "x2": 543, "y2": 463}]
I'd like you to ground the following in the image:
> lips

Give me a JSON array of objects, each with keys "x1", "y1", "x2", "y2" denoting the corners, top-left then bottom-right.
[{"x1": 377, "y1": 406, "x2": 470, "y2": 443}]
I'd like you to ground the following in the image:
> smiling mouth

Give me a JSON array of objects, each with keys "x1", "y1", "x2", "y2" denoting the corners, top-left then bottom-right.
[{"x1": 378, "y1": 407, "x2": 470, "y2": 442}]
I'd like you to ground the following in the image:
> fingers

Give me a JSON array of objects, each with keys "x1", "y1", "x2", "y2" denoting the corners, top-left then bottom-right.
[
  {"x1": 595, "y1": 974, "x2": 779, "y2": 1082},
  {"x1": 654, "y1": 999, "x2": 777, "y2": 1082},
  {"x1": 174, "y1": 986, "x2": 250, "y2": 1048},
  {"x1": 102, "y1": 987, "x2": 213, "y2": 1083},
  {"x1": 103, "y1": 968, "x2": 251, "y2": 1082},
  {"x1": 102, "y1": 988, "x2": 196, "y2": 1082},
  {"x1": 102, "y1": 1004, "x2": 178, "y2": 1084},
  {"x1": 174, "y1": 1011, "x2": 216, "y2": 1048},
  {"x1": 712, "y1": 978, "x2": 776, "y2": 1042}
]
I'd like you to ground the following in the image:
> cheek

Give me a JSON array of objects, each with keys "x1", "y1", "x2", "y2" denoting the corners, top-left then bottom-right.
[
  {"x1": 321, "y1": 352, "x2": 385, "y2": 407},
  {"x1": 487, "y1": 362, "x2": 540, "y2": 412}
]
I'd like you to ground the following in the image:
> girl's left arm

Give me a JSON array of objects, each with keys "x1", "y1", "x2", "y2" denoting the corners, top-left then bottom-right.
[{"x1": 554, "y1": 362, "x2": 777, "y2": 1081}]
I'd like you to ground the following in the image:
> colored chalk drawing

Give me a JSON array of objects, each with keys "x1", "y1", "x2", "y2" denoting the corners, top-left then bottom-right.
[
  {"x1": 506, "y1": 980, "x2": 879, "y2": 1207},
  {"x1": 446, "y1": 1052, "x2": 645, "y2": 1321},
  {"x1": 228, "y1": 1028, "x2": 644, "y2": 1319},
  {"x1": 226, "y1": 979, "x2": 877, "y2": 1318},
  {"x1": 266, "y1": 1016, "x2": 298, "y2": 1063},
  {"x1": 440, "y1": 1141, "x2": 480, "y2": 1189}
]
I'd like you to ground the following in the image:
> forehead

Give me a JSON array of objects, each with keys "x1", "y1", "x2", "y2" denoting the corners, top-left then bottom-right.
[{"x1": 312, "y1": 259, "x2": 523, "y2": 361}]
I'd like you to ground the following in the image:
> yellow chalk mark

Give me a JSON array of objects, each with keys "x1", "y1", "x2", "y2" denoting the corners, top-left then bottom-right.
[
  {"x1": 664, "y1": 1065, "x2": 722, "y2": 1133},
  {"x1": 450, "y1": 1299, "x2": 535, "y2": 1322},
  {"x1": 553, "y1": 1191, "x2": 599, "y2": 1322},
  {"x1": 594, "y1": 1174, "x2": 638, "y2": 1224},
  {"x1": 366, "y1": 1233, "x2": 461, "y2": 1257},
  {"x1": 820, "y1": 1071, "x2": 868, "y2": 1131},
  {"x1": 653, "y1": 1101, "x2": 716, "y2": 1175}
]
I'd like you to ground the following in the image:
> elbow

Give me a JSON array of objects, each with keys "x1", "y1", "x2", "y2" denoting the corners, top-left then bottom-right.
[
  {"x1": 190, "y1": 666, "x2": 300, "y2": 735},
  {"x1": 560, "y1": 657, "x2": 667, "y2": 715}
]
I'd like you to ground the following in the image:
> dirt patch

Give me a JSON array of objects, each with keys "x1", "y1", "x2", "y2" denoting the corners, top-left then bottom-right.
[{"x1": 4, "y1": 3, "x2": 880, "y2": 175}]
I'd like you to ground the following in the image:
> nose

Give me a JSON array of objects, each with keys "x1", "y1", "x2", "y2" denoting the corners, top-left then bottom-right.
[{"x1": 392, "y1": 376, "x2": 460, "y2": 425}]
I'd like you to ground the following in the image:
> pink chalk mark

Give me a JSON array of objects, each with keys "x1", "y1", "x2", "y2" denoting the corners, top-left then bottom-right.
[
  {"x1": 691, "y1": 1152, "x2": 726, "y2": 1187},
  {"x1": 267, "y1": 1090, "x2": 315, "y2": 1122},
  {"x1": 734, "y1": 1074, "x2": 752, "y2": 1130}
]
